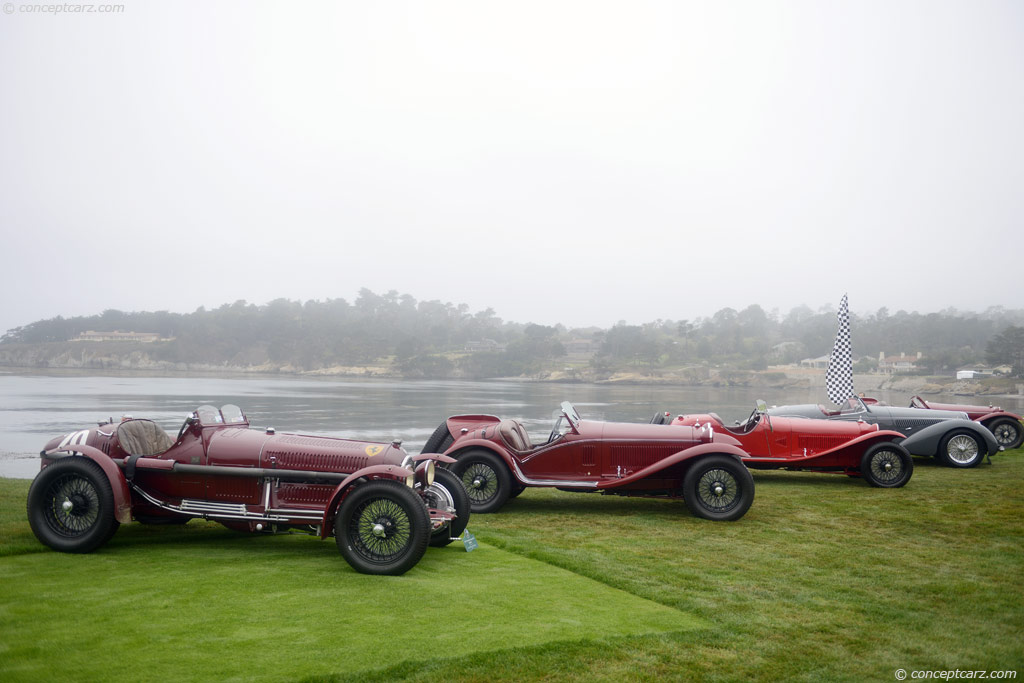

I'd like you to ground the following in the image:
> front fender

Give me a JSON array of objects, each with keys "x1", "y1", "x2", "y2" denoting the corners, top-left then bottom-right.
[
  {"x1": 412, "y1": 453, "x2": 456, "y2": 464},
  {"x1": 902, "y1": 421, "x2": 999, "y2": 457},
  {"x1": 47, "y1": 445, "x2": 132, "y2": 524},
  {"x1": 978, "y1": 410, "x2": 1023, "y2": 423},
  {"x1": 598, "y1": 443, "x2": 749, "y2": 489},
  {"x1": 319, "y1": 464, "x2": 415, "y2": 538}
]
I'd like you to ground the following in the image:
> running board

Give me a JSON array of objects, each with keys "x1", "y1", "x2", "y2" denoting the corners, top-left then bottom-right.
[{"x1": 132, "y1": 485, "x2": 322, "y2": 523}]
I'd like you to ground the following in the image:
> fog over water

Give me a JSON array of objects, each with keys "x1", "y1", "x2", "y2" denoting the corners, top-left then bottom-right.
[
  {"x1": 3, "y1": 372, "x2": 1022, "y2": 479},
  {"x1": 1, "y1": 2, "x2": 1022, "y2": 335}
]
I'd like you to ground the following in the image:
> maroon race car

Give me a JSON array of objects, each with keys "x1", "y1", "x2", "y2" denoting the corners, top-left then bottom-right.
[
  {"x1": 27, "y1": 404, "x2": 470, "y2": 575},
  {"x1": 905, "y1": 396, "x2": 1024, "y2": 450},
  {"x1": 421, "y1": 401, "x2": 756, "y2": 521},
  {"x1": 671, "y1": 401, "x2": 913, "y2": 487}
]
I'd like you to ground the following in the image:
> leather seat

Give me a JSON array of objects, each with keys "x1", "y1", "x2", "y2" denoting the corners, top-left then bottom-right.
[
  {"x1": 117, "y1": 419, "x2": 174, "y2": 457},
  {"x1": 498, "y1": 419, "x2": 533, "y2": 452}
]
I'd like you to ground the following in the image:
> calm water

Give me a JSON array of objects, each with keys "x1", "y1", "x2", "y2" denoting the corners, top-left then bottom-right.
[{"x1": 3, "y1": 371, "x2": 1021, "y2": 479}]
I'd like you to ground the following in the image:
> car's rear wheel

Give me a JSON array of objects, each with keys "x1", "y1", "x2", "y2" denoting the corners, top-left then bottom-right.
[
  {"x1": 27, "y1": 458, "x2": 119, "y2": 553},
  {"x1": 986, "y1": 417, "x2": 1023, "y2": 450},
  {"x1": 938, "y1": 430, "x2": 985, "y2": 468},
  {"x1": 451, "y1": 450, "x2": 511, "y2": 513},
  {"x1": 422, "y1": 421, "x2": 454, "y2": 454},
  {"x1": 336, "y1": 480, "x2": 430, "y2": 575},
  {"x1": 860, "y1": 442, "x2": 913, "y2": 486},
  {"x1": 424, "y1": 468, "x2": 471, "y2": 547},
  {"x1": 682, "y1": 455, "x2": 755, "y2": 521}
]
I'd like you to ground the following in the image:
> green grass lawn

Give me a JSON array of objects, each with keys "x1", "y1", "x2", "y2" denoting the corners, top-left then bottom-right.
[{"x1": 2, "y1": 450, "x2": 1022, "y2": 682}]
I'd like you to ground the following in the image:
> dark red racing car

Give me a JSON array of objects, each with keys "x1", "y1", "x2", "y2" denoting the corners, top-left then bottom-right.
[
  {"x1": 422, "y1": 401, "x2": 756, "y2": 521},
  {"x1": 27, "y1": 404, "x2": 470, "y2": 575}
]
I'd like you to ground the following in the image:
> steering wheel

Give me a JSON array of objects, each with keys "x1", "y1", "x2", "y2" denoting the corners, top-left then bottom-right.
[
  {"x1": 177, "y1": 414, "x2": 195, "y2": 441},
  {"x1": 548, "y1": 416, "x2": 564, "y2": 444}
]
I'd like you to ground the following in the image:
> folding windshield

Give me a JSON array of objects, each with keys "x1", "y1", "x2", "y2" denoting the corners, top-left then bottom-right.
[
  {"x1": 195, "y1": 404, "x2": 247, "y2": 426},
  {"x1": 560, "y1": 401, "x2": 581, "y2": 430},
  {"x1": 839, "y1": 396, "x2": 868, "y2": 415}
]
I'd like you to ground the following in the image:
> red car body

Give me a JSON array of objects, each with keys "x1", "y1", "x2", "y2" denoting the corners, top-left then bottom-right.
[
  {"x1": 670, "y1": 403, "x2": 913, "y2": 487},
  {"x1": 423, "y1": 401, "x2": 756, "y2": 521},
  {"x1": 27, "y1": 404, "x2": 468, "y2": 575}
]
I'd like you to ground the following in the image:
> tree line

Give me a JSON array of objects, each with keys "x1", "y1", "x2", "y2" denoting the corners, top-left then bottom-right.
[{"x1": 2, "y1": 290, "x2": 1023, "y2": 378}]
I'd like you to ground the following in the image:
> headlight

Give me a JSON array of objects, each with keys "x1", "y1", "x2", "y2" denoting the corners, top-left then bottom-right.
[
  {"x1": 405, "y1": 473, "x2": 415, "y2": 488},
  {"x1": 415, "y1": 460, "x2": 436, "y2": 487}
]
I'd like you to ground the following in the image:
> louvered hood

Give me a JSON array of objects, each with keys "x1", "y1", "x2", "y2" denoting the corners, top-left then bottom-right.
[{"x1": 261, "y1": 433, "x2": 406, "y2": 472}]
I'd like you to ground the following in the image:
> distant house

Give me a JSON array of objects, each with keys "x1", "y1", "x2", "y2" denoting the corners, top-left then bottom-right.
[
  {"x1": 879, "y1": 351, "x2": 922, "y2": 373},
  {"x1": 72, "y1": 330, "x2": 163, "y2": 343},
  {"x1": 800, "y1": 355, "x2": 831, "y2": 369},
  {"x1": 564, "y1": 339, "x2": 599, "y2": 355},
  {"x1": 464, "y1": 339, "x2": 506, "y2": 352}
]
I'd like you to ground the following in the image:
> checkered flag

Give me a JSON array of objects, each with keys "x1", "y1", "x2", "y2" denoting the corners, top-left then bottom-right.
[{"x1": 826, "y1": 294, "x2": 855, "y2": 405}]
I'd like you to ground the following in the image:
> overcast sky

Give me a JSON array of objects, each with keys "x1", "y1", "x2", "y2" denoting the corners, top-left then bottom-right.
[{"x1": 1, "y1": 1, "x2": 1021, "y2": 335}]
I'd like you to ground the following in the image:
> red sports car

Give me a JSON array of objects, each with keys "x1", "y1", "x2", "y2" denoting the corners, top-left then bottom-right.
[
  {"x1": 670, "y1": 401, "x2": 913, "y2": 487},
  {"x1": 28, "y1": 404, "x2": 469, "y2": 575},
  {"x1": 422, "y1": 401, "x2": 756, "y2": 521}
]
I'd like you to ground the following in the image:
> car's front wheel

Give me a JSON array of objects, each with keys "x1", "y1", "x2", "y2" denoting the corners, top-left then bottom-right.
[
  {"x1": 424, "y1": 468, "x2": 471, "y2": 547},
  {"x1": 986, "y1": 417, "x2": 1023, "y2": 451},
  {"x1": 27, "y1": 458, "x2": 119, "y2": 553},
  {"x1": 682, "y1": 454, "x2": 755, "y2": 521},
  {"x1": 450, "y1": 450, "x2": 511, "y2": 513},
  {"x1": 335, "y1": 480, "x2": 430, "y2": 575},
  {"x1": 939, "y1": 430, "x2": 985, "y2": 468},
  {"x1": 860, "y1": 442, "x2": 913, "y2": 486}
]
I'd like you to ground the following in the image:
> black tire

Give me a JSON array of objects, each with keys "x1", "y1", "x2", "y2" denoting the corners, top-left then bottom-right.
[
  {"x1": 450, "y1": 449, "x2": 511, "y2": 514},
  {"x1": 424, "y1": 468, "x2": 471, "y2": 547},
  {"x1": 986, "y1": 417, "x2": 1024, "y2": 450},
  {"x1": 682, "y1": 455, "x2": 755, "y2": 521},
  {"x1": 27, "y1": 458, "x2": 119, "y2": 553},
  {"x1": 860, "y1": 442, "x2": 913, "y2": 487},
  {"x1": 335, "y1": 480, "x2": 430, "y2": 576},
  {"x1": 938, "y1": 430, "x2": 985, "y2": 468},
  {"x1": 422, "y1": 421, "x2": 454, "y2": 454}
]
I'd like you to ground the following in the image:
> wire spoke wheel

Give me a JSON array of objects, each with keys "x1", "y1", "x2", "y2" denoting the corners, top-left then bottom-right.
[
  {"x1": 350, "y1": 497, "x2": 412, "y2": 564},
  {"x1": 695, "y1": 468, "x2": 740, "y2": 513},
  {"x1": 461, "y1": 462, "x2": 498, "y2": 505},
  {"x1": 945, "y1": 434, "x2": 980, "y2": 465},
  {"x1": 869, "y1": 449, "x2": 904, "y2": 483},
  {"x1": 335, "y1": 481, "x2": 429, "y2": 575},
  {"x1": 991, "y1": 421, "x2": 1021, "y2": 448},
  {"x1": 43, "y1": 473, "x2": 101, "y2": 536}
]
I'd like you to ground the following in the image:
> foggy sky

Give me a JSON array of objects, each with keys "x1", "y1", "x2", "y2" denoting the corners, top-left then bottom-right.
[{"x1": 1, "y1": 1, "x2": 1021, "y2": 336}]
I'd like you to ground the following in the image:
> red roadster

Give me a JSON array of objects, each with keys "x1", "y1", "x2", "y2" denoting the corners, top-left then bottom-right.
[
  {"x1": 671, "y1": 401, "x2": 914, "y2": 487},
  {"x1": 28, "y1": 404, "x2": 469, "y2": 575},
  {"x1": 422, "y1": 401, "x2": 755, "y2": 521}
]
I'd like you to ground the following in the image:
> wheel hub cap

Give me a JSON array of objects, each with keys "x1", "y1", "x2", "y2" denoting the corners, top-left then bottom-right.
[
  {"x1": 372, "y1": 523, "x2": 387, "y2": 538},
  {"x1": 472, "y1": 477, "x2": 485, "y2": 489},
  {"x1": 62, "y1": 499, "x2": 74, "y2": 513},
  {"x1": 884, "y1": 462, "x2": 892, "y2": 472},
  {"x1": 713, "y1": 484, "x2": 724, "y2": 496}
]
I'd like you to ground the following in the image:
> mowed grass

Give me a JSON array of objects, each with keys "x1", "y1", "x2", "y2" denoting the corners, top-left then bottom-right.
[{"x1": 2, "y1": 449, "x2": 1023, "y2": 682}]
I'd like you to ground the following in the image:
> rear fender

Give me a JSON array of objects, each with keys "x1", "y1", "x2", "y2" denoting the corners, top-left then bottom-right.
[
  {"x1": 319, "y1": 464, "x2": 415, "y2": 538},
  {"x1": 599, "y1": 443, "x2": 749, "y2": 488},
  {"x1": 810, "y1": 429, "x2": 905, "y2": 458},
  {"x1": 46, "y1": 445, "x2": 132, "y2": 524},
  {"x1": 448, "y1": 442, "x2": 520, "y2": 482},
  {"x1": 902, "y1": 421, "x2": 999, "y2": 457}
]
